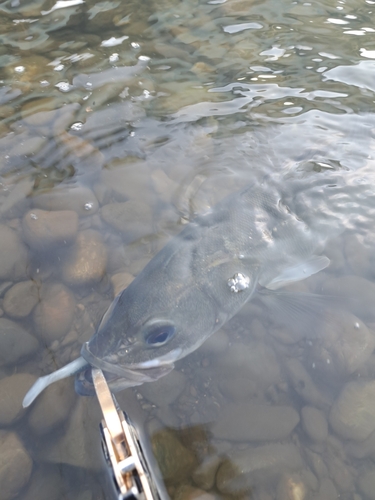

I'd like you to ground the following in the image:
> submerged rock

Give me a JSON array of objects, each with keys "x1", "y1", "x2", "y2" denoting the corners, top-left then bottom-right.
[
  {"x1": 0, "y1": 224, "x2": 28, "y2": 280},
  {"x1": 22, "y1": 208, "x2": 78, "y2": 250},
  {"x1": 101, "y1": 200, "x2": 153, "y2": 243},
  {"x1": 212, "y1": 403, "x2": 299, "y2": 442},
  {"x1": 358, "y1": 467, "x2": 375, "y2": 500},
  {"x1": 33, "y1": 185, "x2": 99, "y2": 216},
  {"x1": 329, "y1": 380, "x2": 375, "y2": 441},
  {"x1": 216, "y1": 443, "x2": 303, "y2": 495},
  {"x1": 139, "y1": 370, "x2": 187, "y2": 406},
  {"x1": 0, "y1": 318, "x2": 38, "y2": 367},
  {"x1": 0, "y1": 431, "x2": 33, "y2": 500},
  {"x1": 3, "y1": 280, "x2": 39, "y2": 318},
  {"x1": 301, "y1": 406, "x2": 328, "y2": 444},
  {"x1": 174, "y1": 485, "x2": 216, "y2": 500},
  {"x1": 0, "y1": 373, "x2": 37, "y2": 426}
]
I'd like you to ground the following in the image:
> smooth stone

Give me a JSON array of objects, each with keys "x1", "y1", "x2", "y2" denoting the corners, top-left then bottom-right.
[
  {"x1": 301, "y1": 406, "x2": 328, "y2": 443},
  {"x1": 192, "y1": 455, "x2": 222, "y2": 490},
  {"x1": 212, "y1": 403, "x2": 299, "y2": 442},
  {"x1": 346, "y1": 430, "x2": 375, "y2": 459},
  {"x1": 0, "y1": 224, "x2": 28, "y2": 280},
  {"x1": 216, "y1": 443, "x2": 303, "y2": 495},
  {"x1": 22, "y1": 208, "x2": 79, "y2": 250},
  {"x1": 329, "y1": 380, "x2": 375, "y2": 441},
  {"x1": 0, "y1": 176, "x2": 34, "y2": 219},
  {"x1": 0, "y1": 318, "x2": 38, "y2": 367},
  {"x1": 139, "y1": 370, "x2": 187, "y2": 406},
  {"x1": 151, "y1": 168, "x2": 178, "y2": 204},
  {"x1": 151, "y1": 428, "x2": 197, "y2": 485},
  {"x1": 0, "y1": 431, "x2": 33, "y2": 500},
  {"x1": 28, "y1": 378, "x2": 76, "y2": 435},
  {"x1": 101, "y1": 160, "x2": 152, "y2": 202},
  {"x1": 21, "y1": 466, "x2": 64, "y2": 500},
  {"x1": 312, "y1": 478, "x2": 338, "y2": 500},
  {"x1": 61, "y1": 230, "x2": 107, "y2": 286},
  {"x1": 277, "y1": 474, "x2": 308, "y2": 500},
  {"x1": 101, "y1": 200, "x2": 153, "y2": 242},
  {"x1": 3, "y1": 281, "x2": 39, "y2": 317},
  {"x1": 174, "y1": 485, "x2": 217, "y2": 500},
  {"x1": 33, "y1": 185, "x2": 99, "y2": 216},
  {"x1": 36, "y1": 397, "x2": 103, "y2": 470},
  {"x1": 33, "y1": 283, "x2": 75, "y2": 343},
  {"x1": 0, "y1": 373, "x2": 37, "y2": 425},
  {"x1": 110, "y1": 271, "x2": 134, "y2": 297},
  {"x1": 358, "y1": 467, "x2": 375, "y2": 500}
]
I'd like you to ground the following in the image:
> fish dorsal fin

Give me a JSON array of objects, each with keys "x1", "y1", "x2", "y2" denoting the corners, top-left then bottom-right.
[
  {"x1": 22, "y1": 356, "x2": 88, "y2": 408},
  {"x1": 263, "y1": 255, "x2": 330, "y2": 291}
]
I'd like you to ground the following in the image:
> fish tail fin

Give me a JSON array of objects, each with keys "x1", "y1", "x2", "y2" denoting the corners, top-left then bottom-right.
[{"x1": 22, "y1": 356, "x2": 89, "y2": 408}]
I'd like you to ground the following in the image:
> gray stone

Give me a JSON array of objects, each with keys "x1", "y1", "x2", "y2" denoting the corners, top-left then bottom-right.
[
  {"x1": 174, "y1": 485, "x2": 217, "y2": 500},
  {"x1": 212, "y1": 403, "x2": 299, "y2": 442},
  {"x1": 33, "y1": 185, "x2": 98, "y2": 216},
  {"x1": 21, "y1": 466, "x2": 63, "y2": 500},
  {"x1": 22, "y1": 208, "x2": 79, "y2": 250},
  {"x1": 101, "y1": 160, "x2": 152, "y2": 202},
  {"x1": 192, "y1": 455, "x2": 222, "y2": 490},
  {"x1": 277, "y1": 474, "x2": 309, "y2": 500},
  {"x1": 28, "y1": 378, "x2": 76, "y2": 435},
  {"x1": 61, "y1": 230, "x2": 107, "y2": 286},
  {"x1": 329, "y1": 380, "x2": 375, "y2": 441},
  {"x1": 0, "y1": 431, "x2": 33, "y2": 500},
  {"x1": 0, "y1": 318, "x2": 38, "y2": 367},
  {"x1": 0, "y1": 373, "x2": 37, "y2": 425},
  {"x1": 101, "y1": 200, "x2": 153, "y2": 243},
  {"x1": 358, "y1": 467, "x2": 375, "y2": 500},
  {"x1": 138, "y1": 370, "x2": 187, "y2": 406},
  {"x1": 0, "y1": 224, "x2": 28, "y2": 280},
  {"x1": 301, "y1": 406, "x2": 328, "y2": 443},
  {"x1": 3, "y1": 281, "x2": 39, "y2": 318},
  {"x1": 216, "y1": 443, "x2": 303, "y2": 495},
  {"x1": 312, "y1": 478, "x2": 338, "y2": 500},
  {"x1": 33, "y1": 283, "x2": 76, "y2": 343}
]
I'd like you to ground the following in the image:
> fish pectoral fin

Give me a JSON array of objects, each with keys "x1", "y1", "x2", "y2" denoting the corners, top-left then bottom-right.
[
  {"x1": 263, "y1": 255, "x2": 330, "y2": 291},
  {"x1": 22, "y1": 356, "x2": 88, "y2": 408}
]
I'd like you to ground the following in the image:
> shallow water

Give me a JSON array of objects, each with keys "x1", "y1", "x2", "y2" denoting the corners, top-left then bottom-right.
[{"x1": 1, "y1": 0, "x2": 375, "y2": 498}]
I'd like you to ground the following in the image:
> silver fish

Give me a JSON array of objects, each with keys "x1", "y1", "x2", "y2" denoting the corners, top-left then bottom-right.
[{"x1": 25, "y1": 168, "x2": 373, "y2": 408}]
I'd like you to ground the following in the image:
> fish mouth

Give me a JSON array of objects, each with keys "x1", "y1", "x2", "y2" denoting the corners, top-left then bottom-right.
[{"x1": 76, "y1": 343, "x2": 176, "y2": 396}]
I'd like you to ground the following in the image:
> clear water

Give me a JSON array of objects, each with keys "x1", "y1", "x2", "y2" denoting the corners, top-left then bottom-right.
[{"x1": 1, "y1": 0, "x2": 375, "y2": 498}]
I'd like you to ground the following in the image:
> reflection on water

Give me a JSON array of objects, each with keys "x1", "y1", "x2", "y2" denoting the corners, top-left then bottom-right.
[{"x1": 1, "y1": 0, "x2": 375, "y2": 498}]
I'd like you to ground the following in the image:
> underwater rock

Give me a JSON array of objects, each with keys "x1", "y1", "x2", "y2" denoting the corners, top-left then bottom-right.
[
  {"x1": 301, "y1": 406, "x2": 328, "y2": 443},
  {"x1": 33, "y1": 283, "x2": 75, "y2": 343},
  {"x1": 101, "y1": 200, "x2": 153, "y2": 243},
  {"x1": 33, "y1": 185, "x2": 98, "y2": 216},
  {"x1": 0, "y1": 224, "x2": 28, "y2": 280},
  {"x1": 22, "y1": 208, "x2": 78, "y2": 250},
  {"x1": 329, "y1": 380, "x2": 375, "y2": 441},
  {"x1": 139, "y1": 370, "x2": 187, "y2": 406},
  {"x1": 3, "y1": 280, "x2": 39, "y2": 318},
  {"x1": 174, "y1": 485, "x2": 217, "y2": 500},
  {"x1": 0, "y1": 431, "x2": 33, "y2": 500},
  {"x1": 110, "y1": 271, "x2": 134, "y2": 296},
  {"x1": 0, "y1": 318, "x2": 38, "y2": 367},
  {"x1": 357, "y1": 467, "x2": 375, "y2": 500},
  {"x1": 61, "y1": 230, "x2": 107, "y2": 286},
  {"x1": 212, "y1": 403, "x2": 299, "y2": 442},
  {"x1": 192, "y1": 455, "x2": 222, "y2": 490},
  {"x1": 0, "y1": 373, "x2": 37, "y2": 426}
]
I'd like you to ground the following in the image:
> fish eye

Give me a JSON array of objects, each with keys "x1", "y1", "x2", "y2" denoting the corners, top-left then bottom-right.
[{"x1": 145, "y1": 325, "x2": 176, "y2": 346}]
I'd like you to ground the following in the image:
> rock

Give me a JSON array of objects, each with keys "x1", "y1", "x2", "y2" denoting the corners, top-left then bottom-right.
[
  {"x1": 3, "y1": 281, "x2": 39, "y2": 318},
  {"x1": 346, "y1": 429, "x2": 375, "y2": 459},
  {"x1": 61, "y1": 230, "x2": 107, "y2": 286},
  {"x1": 192, "y1": 455, "x2": 222, "y2": 490},
  {"x1": 33, "y1": 185, "x2": 98, "y2": 216},
  {"x1": 216, "y1": 443, "x2": 303, "y2": 495},
  {"x1": 312, "y1": 478, "x2": 338, "y2": 500},
  {"x1": 151, "y1": 428, "x2": 197, "y2": 485},
  {"x1": 0, "y1": 373, "x2": 37, "y2": 425},
  {"x1": 101, "y1": 200, "x2": 153, "y2": 243},
  {"x1": 139, "y1": 370, "x2": 187, "y2": 406},
  {"x1": 33, "y1": 283, "x2": 75, "y2": 343},
  {"x1": 212, "y1": 403, "x2": 299, "y2": 442},
  {"x1": 36, "y1": 396, "x2": 103, "y2": 469},
  {"x1": 174, "y1": 485, "x2": 217, "y2": 500},
  {"x1": 110, "y1": 271, "x2": 134, "y2": 297},
  {"x1": 101, "y1": 160, "x2": 152, "y2": 202},
  {"x1": 199, "y1": 329, "x2": 229, "y2": 355},
  {"x1": 277, "y1": 474, "x2": 308, "y2": 500},
  {"x1": 0, "y1": 224, "x2": 28, "y2": 280},
  {"x1": 344, "y1": 232, "x2": 375, "y2": 278},
  {"x1": 21, "y1": 466, "x2": 64, "y2": 500},
  {"x1": 27, "y1": 378, "x2": 76, "y2": 435},
  {"x1": 0, "y1": 318, "x2": 38, "y2": 367},
  {"x1": 0, "y1": 431, "x2": 33, "y2": 500},
  {"x1": 301, "y1": 406, "x2": 328, "y2": 443},
  {"x1": 329, "y1": 380, "x2": 375, "y2": 441},
  {"x1": 358, "y1": 467, "x2": 375, "y2": 500},
  {"x1": 22, "y1": 208, "x2": 79, "y2": 250}
]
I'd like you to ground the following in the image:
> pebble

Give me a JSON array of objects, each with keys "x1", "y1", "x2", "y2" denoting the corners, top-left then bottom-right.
[
  {"x1": 277, "y1": 474, "x2": 308, "y2": 500},
  {"x1": 33, "y1": 283, "x2": 75, "y2": 343},
  {"x1": 0, "y1": 318, "x2": 39, "y2": 367},
  {"x1": 101, "y1": 160, "x2": 152, "y2": 202},
  {"x1": 216, "y1": 443, "x2": 303, "y2": 495},
  {"x1": 101, "y1": 200, "x2": 153, "y2": 243},
  {"x1": 301, "y1": 406, "x2": 328, "y2": 443},
  {"x1": 151, "y1": 428, "x2": 197, "y2": 485},
  {"x1": 0, "y1": 373, "x2": 37, "y2": 426},
  {"x1": 22, "y1": 208, "x2": 79, "y2": 250},
  {"x1": 329, "y1": 380, "x2": 375, "y2": 441},
  {"x1": 0, "y1": 224, "x2": 28, "y2": 280},
  {"x1": 3, "y1": 280, "x2": 39, "y2": 318},
  {"x1": 139, "y1": 370, "x2": 187, "y2": 406},
  {"x1": 192, "y1": 455, "x2": 222, "y2": 490},
  {"x1": 0, "y1": 431, "x2": 33, "y2": 500},
  {"x1": 61, "y1": 230, "x2": 107, "y2": 286},
  {"x1": 212, "y1": 403, "x2": 300, "y2": 442},
  {"x1": 358, "y1": 467, "x2": 375, "y2": 500},
  {"x1": 27, "y1": 378, "x2": 76, "y2": 435},
  {"x1": 32, "y1": 185, "x2": 99, "y2": 216}
]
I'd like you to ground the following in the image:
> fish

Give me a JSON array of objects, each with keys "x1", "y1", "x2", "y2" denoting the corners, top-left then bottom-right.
[{"x1": 23, "y1": 166, "x2": 375, "y2": 408}]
